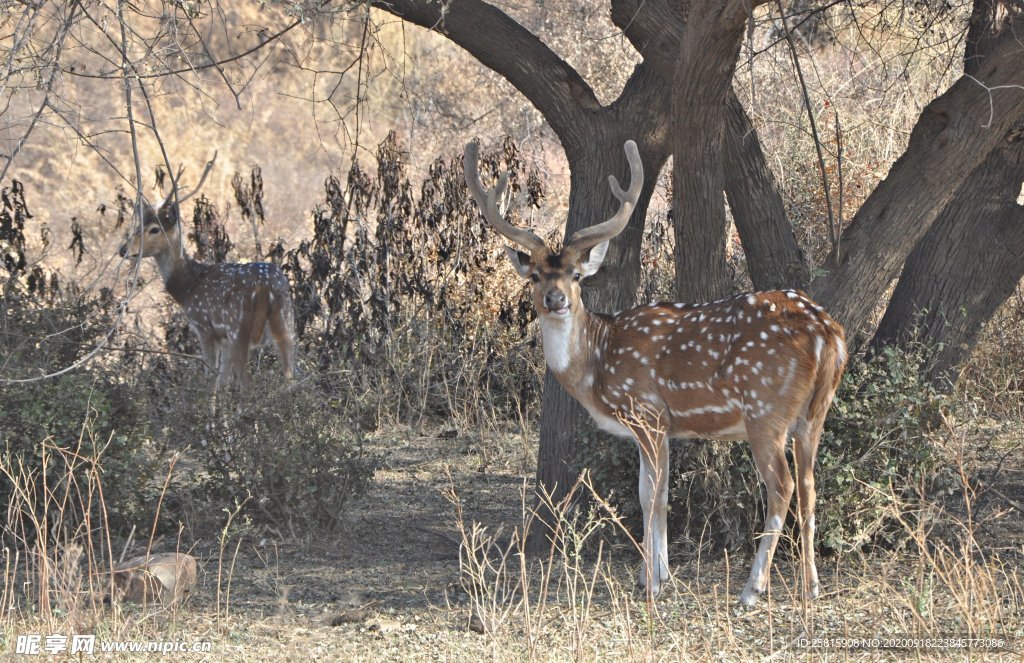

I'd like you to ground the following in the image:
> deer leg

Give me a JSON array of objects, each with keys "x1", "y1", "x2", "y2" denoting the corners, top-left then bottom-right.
[
  {"x1": 636, "y1": 433, "x2": 670, "y2": 597},
  {"x1": 740, "y1": 429, "x2": 794, "y2": 606},
  {"x1": 197, "y1": 334, "x2": 219, "y2": 377},
  {"x1": 793, "y1": 417, "x2": 822, "y2": 600},
  {"x1": 226, "y1": 333, "x2": 252, "y2": 390},
  {"x1": 267, "y1": 303, "x2": 295, "y2": 381}
]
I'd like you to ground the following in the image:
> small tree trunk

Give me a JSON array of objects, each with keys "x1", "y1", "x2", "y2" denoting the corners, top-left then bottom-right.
[
  {"x1": 869, "y1": 138, "x2": 1024, "y2": 387},
  {"x1": 723, "y1": 92, "x2": 807, "y2": 290}
]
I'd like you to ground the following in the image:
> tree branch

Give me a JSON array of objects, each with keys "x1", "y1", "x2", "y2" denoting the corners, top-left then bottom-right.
[
  {"x1": 370, "y1": 0, "x2": 601, "y2": 151},
  {"x1": 809, "y1": 11, "x2": 1024, "y2": 333}
]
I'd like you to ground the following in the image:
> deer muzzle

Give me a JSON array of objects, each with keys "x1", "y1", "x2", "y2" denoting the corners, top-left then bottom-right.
[{"x1": 544, "y1": 290, "x2": 569, "y2": 315}]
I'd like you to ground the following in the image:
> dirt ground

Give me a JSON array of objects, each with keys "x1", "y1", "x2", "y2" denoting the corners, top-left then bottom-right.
[{"x1": 116, "y1": 421, "x2": 1017, "y2": 663}]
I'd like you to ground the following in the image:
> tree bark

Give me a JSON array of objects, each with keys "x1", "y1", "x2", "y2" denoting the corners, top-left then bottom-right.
[
  {"x1": 612, "y1": 0, "x2": 804, "y2": 294},
  {"x1": 869, "y1": 0, "x2": 1024, "y2": 387},
  {"x1": 869, "y1": 137, "x2": 1024, "y2": 386},
  {"x1": 723, "y1": 93, "x2": 807, "y2": 290},
  {"x1": 808, "y1": 13, "x2": 1024, "y2": 335},
  {"x1": 671, "y1": 0, "x2": 750, "y2": 302}
]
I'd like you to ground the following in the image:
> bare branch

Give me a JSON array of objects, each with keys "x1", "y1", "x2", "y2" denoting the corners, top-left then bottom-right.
[{"x1": 371, "y1": 0, "x2": 601, "y2": 151}]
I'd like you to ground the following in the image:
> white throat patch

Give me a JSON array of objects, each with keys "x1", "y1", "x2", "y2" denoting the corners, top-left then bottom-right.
[{"x1": 540, "y1": 315, "x2": 574, "y2": 373}]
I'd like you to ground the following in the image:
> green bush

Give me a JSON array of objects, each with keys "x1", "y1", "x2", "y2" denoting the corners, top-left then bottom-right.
[
  {"x1": 156, "y1": 376, "x2": 375, "y2": 536},
  {"x1": 581, "y1": 343, "x2": 952, "y2": 554},
  {"x1": 0, "y1": 295, "x2": 165, "y2": 538},
  {"x1": 815, "y1": 344, "x2": 950, "y2": 550}
]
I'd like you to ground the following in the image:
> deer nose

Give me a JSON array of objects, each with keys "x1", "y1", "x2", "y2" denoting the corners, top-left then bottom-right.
[
  {"x1": 544, "y1": 290, "x2": 568, "y2": 312},
  {"x1": 118, "y1": 244, "x2": 126, "y2": 257}
]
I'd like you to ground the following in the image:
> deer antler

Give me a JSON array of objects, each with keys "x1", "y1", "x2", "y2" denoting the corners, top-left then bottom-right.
[
  {"x1": 463, "y1": 142, "x2": 546, "y2": 253},
  {"x1": 565, "y1": 140, "x2": 643, "y2": 252},
  {"x1": 161, "y1": 151, "x2": 219, "y2": 208}
]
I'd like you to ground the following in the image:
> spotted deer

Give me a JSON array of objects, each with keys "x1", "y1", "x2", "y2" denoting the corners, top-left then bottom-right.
[
  {"x1": 118, "y1": 156, "x2": 295, "y2": 391},
  {"x1": 464, "y1": 140, "x2": 847, "y2": 605}
]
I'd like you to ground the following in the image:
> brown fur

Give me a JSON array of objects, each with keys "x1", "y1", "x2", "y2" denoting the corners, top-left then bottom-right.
[
  {"x1": 521, "y1": 248, "x2": 847, "y2": 603},
  {"x1": 119, "y1": 202, "x2": 296, "y2": 391}
]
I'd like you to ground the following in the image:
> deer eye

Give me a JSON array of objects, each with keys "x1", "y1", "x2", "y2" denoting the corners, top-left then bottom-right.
[
  {"x1": 148, "y1": 227, "x2": 160, "y2": 234},
  {"x1": 572, "y1": 272, "x2": 582, "y2": 282},
  {"x1": 529, "y1": 274, "x2": 540, "y2": 283}
]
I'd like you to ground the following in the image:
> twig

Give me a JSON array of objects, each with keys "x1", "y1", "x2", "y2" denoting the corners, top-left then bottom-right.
[
  {"x1": 60, "y1": 18, "x2": 303, "y2": 82},
  {"x1": 774, "y1": 0, "x2": 838, "y2": 256},
  {"x1": 118, "y1": 524, "x2": 136, "y2": 564},
  {"x1": 989, "y1": 487, "x2": 1024, "y2": 515},
  {"x1": 0, "y1": 1, "x2": 82, "y2": 184},
  {"x1": 963, "y1": 74, "x2": 1024, "y2": 129},
  {"x1": 835, "y1": 111, "x2": 843, "y2": 262},
  {"x1": 0, "y1": 1, "x2": 144, "y2": 384},
  {"x1": 184, "y1": 9, "x2": 243, "y2": 109}
]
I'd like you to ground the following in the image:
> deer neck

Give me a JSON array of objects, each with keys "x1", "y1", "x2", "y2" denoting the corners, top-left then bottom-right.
[
  {"x1": 150, "y1": 248, "x2": 201, "y2": 306},
  {"x1": 539, "y1": 306, "x2": 605, "y2": 394}
]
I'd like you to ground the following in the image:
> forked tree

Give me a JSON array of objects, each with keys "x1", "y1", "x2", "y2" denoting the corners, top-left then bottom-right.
[
  {"x1": 465, "y1": 140, "x2": 847, "y2": 603},
  {"x1": 118, "y1": 157, "x2": 296, "y2": 391},
  {"x1": 373, "y1": 0, "x2": 1024, "y2": 554}
]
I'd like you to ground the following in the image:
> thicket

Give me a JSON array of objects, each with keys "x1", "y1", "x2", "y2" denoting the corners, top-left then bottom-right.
[
  {"x1": 0, "y1": 131, "x2": 982, "y2": 562},
  {"x1": 0, "y1": 134, "x2": 539, "y2": 547}
]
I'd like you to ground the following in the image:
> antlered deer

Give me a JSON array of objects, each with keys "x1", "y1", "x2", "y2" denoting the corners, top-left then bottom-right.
[
  {"x1": 464, "y1": 140, "x2": 847, "y2": 605},
  {"x1": 119, "y1": 156, "x2": 296, "y2": 391}
]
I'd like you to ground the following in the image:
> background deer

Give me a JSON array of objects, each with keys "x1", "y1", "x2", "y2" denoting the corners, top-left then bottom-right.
[
  {"x1": 119, "y1": 156, "x2": 296, "y2": 391},
  {"x1": 464, "y1": 140, "x2": 848, "y2": 605}
]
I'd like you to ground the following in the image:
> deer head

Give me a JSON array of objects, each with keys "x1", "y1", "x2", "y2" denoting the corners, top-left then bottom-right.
[
  {"x1": 463, "y1": 140, "x2": 643, "y2": 319},
  {"x1": 118, "y1": 152, "x2": 217, "y2": 260}
]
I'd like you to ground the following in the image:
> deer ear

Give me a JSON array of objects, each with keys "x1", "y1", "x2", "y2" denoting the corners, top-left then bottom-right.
[
  {"x1": 503, "y1": 246, "x2": 533, "y2": 279},
  {"x1": 579, "y1": 240, "x2": 609, "y2": 277},
  {"x1": 157, "y1": 203, "x2": 180, "y2": 229}
]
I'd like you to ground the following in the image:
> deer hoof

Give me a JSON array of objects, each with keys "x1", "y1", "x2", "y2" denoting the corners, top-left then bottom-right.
[{"x1": 738, "y1": 584, "x2": 764, "y2": 607}]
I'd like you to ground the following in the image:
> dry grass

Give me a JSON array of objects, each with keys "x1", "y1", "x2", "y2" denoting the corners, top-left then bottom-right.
[{"x1": 1, "y1": 403, "x2": 1020, "y2": 661}]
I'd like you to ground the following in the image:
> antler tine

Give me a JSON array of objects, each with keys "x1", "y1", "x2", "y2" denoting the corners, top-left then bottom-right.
[
  {"x1": 464, "y1": 142, "x2": 546, "y2": 253},
  {"x1": 175, "y1": 151, "x2": 219, "y2": 206},
  {"x1": 566, "y1": 140, "x2": 644, "y2": 252}
]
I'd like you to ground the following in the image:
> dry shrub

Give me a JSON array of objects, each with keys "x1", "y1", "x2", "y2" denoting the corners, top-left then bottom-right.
[
  {"x1": 956, "y1": 284, "x2": 1024, "y2": 421},
  {"x1": 5, "y1": 130, "x2": 547, "y2": 550},
  {"x1": 267, "y1": 131, "x2": 542, "y2": 429},
  {"x1": 1, "y1": 182, "x2": 163, "y2": 537}
]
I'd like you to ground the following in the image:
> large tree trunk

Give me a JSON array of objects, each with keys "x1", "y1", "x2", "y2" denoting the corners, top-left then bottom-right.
[
  {"x1": 369, "y1": 0, "x2": 674, "y2": 555},
  {"x1": 530, "y1": 65, "x2": 671, "y2": 553},
  {"x1": 671, "y1": 0, "x2": 749, "y2": 302},
  {"x1": 869, "y1": 138, "x2": 1024, "y2": 386},
  {"x1": 867, "y1": 0, "x2": 1024, "y2": 387},
  {"x1": 611, "y1": 0, "x2": 804, "y2": 295},
  {"x1": 808, "y1": 11, "x2": 1024, "y2": 335}
]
